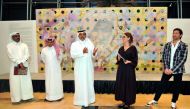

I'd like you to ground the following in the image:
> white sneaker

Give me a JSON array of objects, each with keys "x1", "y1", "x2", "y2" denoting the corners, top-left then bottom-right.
[
  {"x1": 146, "y1": 100, "x2": 158, "y2": 106},
  {"x1": 171, "y1": 102, "x2": 177, "y2": 109}
]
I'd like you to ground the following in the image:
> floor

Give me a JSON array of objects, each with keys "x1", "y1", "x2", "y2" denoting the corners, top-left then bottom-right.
[{"x1": 0, "y1": 93, "x2": 190, "y2": 109}]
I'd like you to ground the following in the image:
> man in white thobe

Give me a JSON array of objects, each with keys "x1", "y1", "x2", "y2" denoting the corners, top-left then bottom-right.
[
  {"x1": 41, "y1": 37, "x2": 64, "y2": 101},
  {"x1": 7, "y1": 32, "x2": 34, "y2": 104},
  {"x1": 70, "y1": 30, "x2": 98, "y2": 107}
]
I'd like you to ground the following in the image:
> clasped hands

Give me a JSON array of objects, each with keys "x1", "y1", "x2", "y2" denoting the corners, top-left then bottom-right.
[
  {"x1": 164, "y1": 68, "x2": 173, "y2": 75},
  {"x1": 18, "y1": 63, "x2": 25, "y2": 69},
  {"x1": 83, "y1": 47, "x2": 98, "y2": 56}
]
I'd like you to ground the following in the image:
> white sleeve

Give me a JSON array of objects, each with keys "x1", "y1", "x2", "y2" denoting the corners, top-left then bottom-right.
[
  {"x1": 7, "y1": 44, "x2": 20, "y2": 65},
  {"x1": 89, "y1": 40, "x2": 96, "y2": 58},
  {"x1": 70, "y1": 42, "x2": 84, "y2": 59},
  {"x1": 40, "y1": 49, "x2": 46, "y2": 63},
  {"x1": 20, "y1": 44, "x2": 30, "y2": 63}
]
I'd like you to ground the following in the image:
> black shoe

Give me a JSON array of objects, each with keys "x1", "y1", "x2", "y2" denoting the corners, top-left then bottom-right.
[
  {"x1": 118, "y1": 103, "x2": 125, "y2": 108},
  {"x1": 55, "y1": 98, "x2": 64, "y2": 102},
  {"x1": 44, "y1": 99, "x2": 53, "y2": 102},
  {"x1": 22, "y1": 98, "x2": 36, "y2": 103},
  {"x1": 44, "y1": 98, "x2": 64, "y2": 102},
  {"x1": 124, "y1": 105, "x2": 130, "y2": 109},
  {"x1": 12, "y1": 102, "x2": 21, "y2": 105},
  {"x1": 81, "y1": 106, "x2": 88, "y2": 108}
]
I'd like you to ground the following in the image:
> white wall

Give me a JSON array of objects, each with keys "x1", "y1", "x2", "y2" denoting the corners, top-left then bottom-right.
[
  {"x1": 0, "y1": 21, "x2": 38, "y2": 75},
  {"x1": 167, "y1": 19, "x2": 190, "y2": 74}
]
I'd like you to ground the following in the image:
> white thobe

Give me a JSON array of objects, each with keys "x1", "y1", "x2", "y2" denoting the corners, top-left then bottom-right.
[
  {"x1": 70, "y1": 38, "x2": 95, "y2": 106},
  {"x1": 41, "y1": 46, "x2": 64, "y2": 101},
  {"x1": 7, "y1": 42, "x2": 33, "y2": 103}
]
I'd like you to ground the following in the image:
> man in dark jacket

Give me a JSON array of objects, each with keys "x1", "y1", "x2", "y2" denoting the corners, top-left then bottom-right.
[{"x1": 146, "y1": 28, "x2": 188, "y2": 109}]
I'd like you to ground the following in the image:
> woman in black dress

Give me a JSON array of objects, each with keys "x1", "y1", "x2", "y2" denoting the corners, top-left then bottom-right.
[{"x1": 115, "y1": 32, "x2": 138, "y2": 108}]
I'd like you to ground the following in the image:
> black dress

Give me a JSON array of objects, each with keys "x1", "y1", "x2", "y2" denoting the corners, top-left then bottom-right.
[{"x1": 115, "y1": 45, "x2": 138, "y2": 105}]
